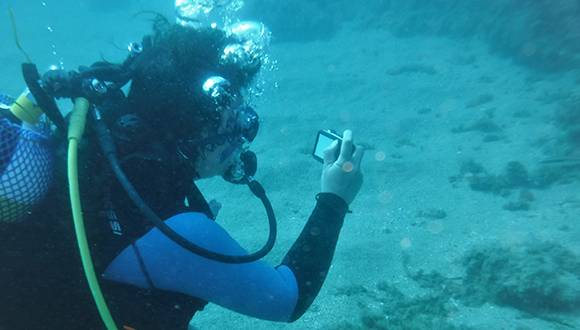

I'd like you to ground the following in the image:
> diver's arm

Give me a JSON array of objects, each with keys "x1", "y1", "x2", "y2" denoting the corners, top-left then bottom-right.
[
  {"x1": 103, "y1": 212, "x2": 300, "y2": 322},
  {"x1": 279, "y1": 130, "x2": 364, "y2": 321},
  {"x1": 103, "y1": 195, "x2": 347, "y2": 322},
  {"x1": 277, "y1": 192, "x2": 348, "y2": 321}
]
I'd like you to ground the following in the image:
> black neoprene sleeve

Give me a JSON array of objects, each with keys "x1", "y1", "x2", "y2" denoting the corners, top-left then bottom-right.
[{"x1": 279, "y1": 192, "x2": 349, "y2": 322}]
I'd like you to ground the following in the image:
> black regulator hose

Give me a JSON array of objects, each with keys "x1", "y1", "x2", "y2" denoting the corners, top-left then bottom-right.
[
  {"x1": 93, "y1": 108, "x2": 276, "y2": 264},
  {"x1": 22, "y1": 63, "x2": 67, "y2": 135}
]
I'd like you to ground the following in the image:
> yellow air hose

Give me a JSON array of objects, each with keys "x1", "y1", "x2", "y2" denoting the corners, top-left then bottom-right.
[{"x1": 67, "y1": 97, "x2": 119, "y2": 330}]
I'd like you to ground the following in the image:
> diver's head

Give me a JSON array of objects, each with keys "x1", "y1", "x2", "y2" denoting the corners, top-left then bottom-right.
[
  {"x1": 179, "y1": 103, "x2": 259, "y2": 181},
  {"x1": 125, "y1": 16, "x2": 265, "y2": 182}
]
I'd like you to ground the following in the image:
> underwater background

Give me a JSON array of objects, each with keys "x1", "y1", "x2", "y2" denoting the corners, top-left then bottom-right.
[{"x1": 2, "y1": 1, "x2": 580, "y2": 329}]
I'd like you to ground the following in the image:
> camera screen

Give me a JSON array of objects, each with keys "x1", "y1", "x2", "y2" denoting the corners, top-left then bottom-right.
[{"x1": 312, "y1": 130, "x2": 342, "y2": 163}]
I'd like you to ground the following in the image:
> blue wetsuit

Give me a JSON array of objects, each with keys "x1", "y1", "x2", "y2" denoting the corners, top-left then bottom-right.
[
  {"x1": 101, "y1": 191, "x2": 349, "y2": 322},
  {"x1": 104, "y1": 212, "x2": 300, "y2": 321},
  {"x1": 103, "y1": 189, "x2": 348, "y2": 323}
]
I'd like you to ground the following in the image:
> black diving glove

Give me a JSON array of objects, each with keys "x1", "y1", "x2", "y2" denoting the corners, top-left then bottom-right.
[{"x1": 41, "y1": 69, "x2": 83, "y2": 99}]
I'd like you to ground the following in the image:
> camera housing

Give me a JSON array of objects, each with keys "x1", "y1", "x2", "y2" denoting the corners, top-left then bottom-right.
[{"x1": 312, "y1": 129, "x2": 343, "y2": 163}]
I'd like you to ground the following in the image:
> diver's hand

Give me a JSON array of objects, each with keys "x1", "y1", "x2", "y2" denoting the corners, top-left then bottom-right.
[
  {"x1": 321, "y1": 130, "x2": 364, "y2": 205},
  {"x1": 41, "y1": 69, "x2": 82, "y2": 99}
]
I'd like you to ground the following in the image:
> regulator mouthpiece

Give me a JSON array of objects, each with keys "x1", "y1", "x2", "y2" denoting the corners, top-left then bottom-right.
[{"x1": 223, "y1": 150, "x2": 257, "y2": 184}]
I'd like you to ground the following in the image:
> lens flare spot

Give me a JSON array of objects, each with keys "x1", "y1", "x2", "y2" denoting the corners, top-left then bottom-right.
[
  {"x1": 378, "y1": 191, "x2": 392, "y2": 204},
  {"x1": 278, "y1": 157, "x2": 291, "y2": 167},
  {"x1": 340, "y1": 110, "x2": 351, "y2": 123},
  {"x1": 440, "y1": 98, "x2": 458, "y2": 114},
  {"x1": 375, "y1": 151, "x2": 386, "y2": 162},
  {"x1": 280, "y1": 126, "x2": 292, "y2": 136},
  {"x1": 310, "y1": 226, "x2": 321, "y2": 236},
  {"x1": 521, "y1": 42, "x2": 536, "y2": 57},
  {"x1": 427, "y1": 220, "x2": 443, "y2": 234},
  {"x1": 342, "y1": 161, "x2": 354, "y2": 172},
  {"x1": 400, "y1": 237, "x2": 412, "y2": 249}
]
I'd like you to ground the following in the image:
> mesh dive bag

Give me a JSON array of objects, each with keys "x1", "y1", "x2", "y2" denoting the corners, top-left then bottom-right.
[{"x1": 0, "y1": 95, "x2": 54, "y2": 223}]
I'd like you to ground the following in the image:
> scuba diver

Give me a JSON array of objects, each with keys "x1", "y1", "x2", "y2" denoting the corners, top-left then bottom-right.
[{"x1": 0, "y1": 15, "x2": 364, "y2": 330}]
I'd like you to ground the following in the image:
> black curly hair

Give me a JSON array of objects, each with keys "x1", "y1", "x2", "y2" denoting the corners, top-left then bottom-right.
[{"x1": 128, "y1": 16, "x2": 258, "y2": 146}]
